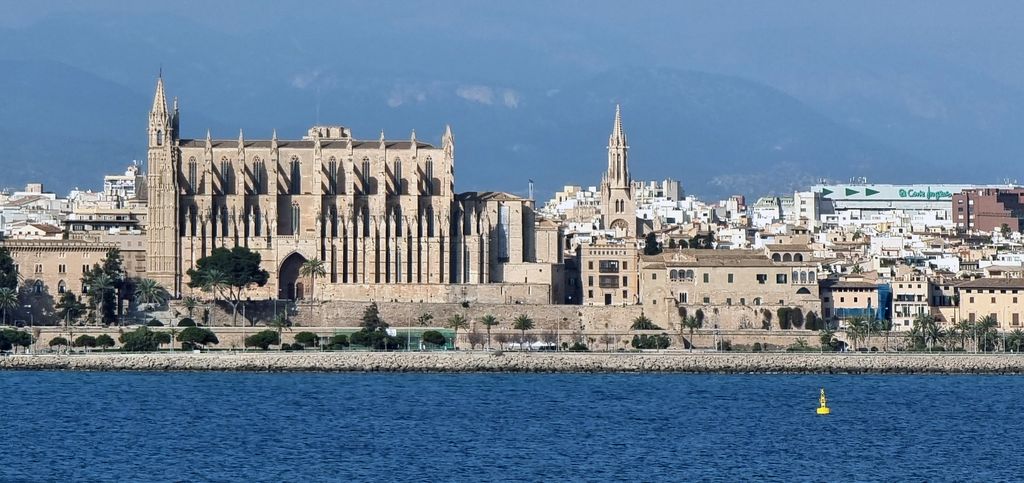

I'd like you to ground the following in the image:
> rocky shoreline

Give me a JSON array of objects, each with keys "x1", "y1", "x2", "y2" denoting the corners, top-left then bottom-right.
[{"x1": 3, "y1": 351, "x2": 1024, "y2": 374}]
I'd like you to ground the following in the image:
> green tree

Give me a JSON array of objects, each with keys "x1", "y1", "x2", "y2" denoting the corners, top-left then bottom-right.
[
  {"x1": 643, "y1": 232, "x2": 662, "y2": 255},
  {"x1": 182, "y1": 296, "x2": 200, "y2": 319},
  {"x1": 177, "y1": 326, "x2": 219, "y2": 350},
  {"x1": 349, "y1": 302, "x2": 401, "y2": 350},
  {"x1": 244, "y1": 330, "x2": 280, "y2": 350},
  {"x1": 805, "y1": 311, "x2": 821, "y2": 331},
  {"x1": 268, "y1": 314, "x2": 292, "y2": 349},
  {"x1": 1006, "y1": 329, "x2": 1024, "y2": 352},
  {"x1": 49, "y1": 336, "x2": 70, "y2": 351},
  {"x1": 446, "y1": 314, "x2": 469, "y2": 349},
  {"x1": 293, "y1": 331, "x2": 319, "y2": 348},
  {"x1": 975, "y1": 315, "x2": 1000, "y2": 352},
  {"x1": 177, "y1": 318, "x2": 197, "y2": 327},
  {"x1": 0, "y1": 247, "x2": 18, "y2": 291},
  {"x1": 0, "y1": 328, "x2": 32, "y2": 353},
  {"x1": 630, "y1": 313, "x2": 662, "y2": 331},
  {"x1": 631, "y1": 333, "x2": 671, "y2": 349},
  {"x1": 0, "y1": 287, "x2": 17, "y2": 325},
  {"x1": 186, "y1": 246, "x2": 270, "y2": 326},
  {"x1": 119, "y1": 327, "x2": 171, "y2": 352},
  {"x1": 299, "y1": 258, "x2": 326, "y2": 302},
  {"x1": 819, "y1": 327, "x2": 838, "y2": 351},
  {"x1": 328, "y1": 334, "x2": 349, "y2": 350},
  {"x1": 681, "y1": 315, "x2": 703, "y2": 352},
  {"x1": 421, "y1": 330, "x2": 446, "y2": 347},
  {"x1": 512, "y1": 314, "x2": 535, "y2": 349},
  {"x1": 134, "y1": 278, "x2": 169, "y2": 307},
  {"x1": 55, "y1": 291, "x2": 86, "y2": 326},
  {"x1": 910, "y1": 313, "x2": 941, "y2": 351},
  {"x1": 96, "y1": 334, "x2": 115, "y2": 351},
  {"x1": 73, "y1": 334, "x2": 97, "y2": 350},
  {"x1": 478, "y1": 314, "x2": 499, "y2": 350},
  {"x1": 83, "y1": 270, "x2": 115, "y2": 325}
]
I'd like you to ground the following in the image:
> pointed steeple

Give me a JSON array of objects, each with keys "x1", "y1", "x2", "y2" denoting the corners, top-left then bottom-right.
[
  {"x1": 379, "y1": 129, "x2": 386, "y2": 149},
  {"x1": 442, "y1": 124, "x2": 454, "y2": 160},
  {"x1": 271, "y1": 128, "x2": 279, "y2": 155},
  {"x1": 151, "y1": 75, "x2": 168, "y2": 118},
  {"x1": 205, "y1": 129, "x2": 212, "y2": 150},
  {"x1": 410, "y1": 129, "x2": 417, "y2": 144},
  {"x1": 237, "y1": 129, "x2": 245, "y2": 158},
  {"x1": 610, "y1": 103, "x2": 626, "y2": 147}
]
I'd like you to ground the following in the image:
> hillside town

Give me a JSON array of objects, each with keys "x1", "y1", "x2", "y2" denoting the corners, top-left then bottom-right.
[{"x1": 2, "y1": 77, "x2": 1023, "y2": 352}]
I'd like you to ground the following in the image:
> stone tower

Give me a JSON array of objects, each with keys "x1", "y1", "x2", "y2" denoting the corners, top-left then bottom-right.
[
  {"x1": 600, "y1": 104, "x2": 636, "y2": 238},
  {"x1": 146, "y1": 75, "x2": 181, "y2": 294}
]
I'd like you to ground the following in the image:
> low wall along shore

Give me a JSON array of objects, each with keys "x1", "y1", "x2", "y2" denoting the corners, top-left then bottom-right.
[{"x1": 3, "y1": 352, "x2": 1024, "y2": 374}]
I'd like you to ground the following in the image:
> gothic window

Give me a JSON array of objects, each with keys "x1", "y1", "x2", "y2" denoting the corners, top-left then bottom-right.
[
  {"x1": 58, "y1": 280, "x2": 66, "y2": 294},
  {"x1": 189, "y1": 205, "x2": 197, "y2": 237},
  {"x1": 291, "y1": 203, "x2": 300, "y2": 234},
  {"x1": 156, "y1": 130, "x2": 164, "y2": 146},
  {"x1": 188, "y1": 157, "x2": 198, "y2": 193},
  {"x1": 253, "y1": 156, "x2": 264, "y2": 194},
  {"x1": 34, "y1": 280, "x2": 43, "y2": 294},
  {"x1": 253, "y1": 205, "x2": 262, "y2": 237},
  {"x1": 328, "y1": 157, "x2": 338, "y2": 194},
  {"x1": 290, "y1": 155, "x2": 301, "y2": 194},
  {"x1": 221, "y1": 205, "x2": 230, "y2": 237},
  {"x1": 424, "y1": 157, "x2": 434, "y2": 195},
  {"x1": 362, "y1": 206, "x2": 371, "y2": 237},
  {"x1": 361, "y1": 157, "x2": 371, "y2": 194},
  {"x1": 393, "y1": 157, "x2": 402, "y2": 195},
  {"x1": 220, "y1": 157, "x2": 232, "y2": 194}
]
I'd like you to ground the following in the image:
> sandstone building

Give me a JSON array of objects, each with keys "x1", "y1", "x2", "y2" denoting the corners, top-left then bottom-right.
[{"x1": 144, "y1": 77, "x2": 561, "y2": 303}]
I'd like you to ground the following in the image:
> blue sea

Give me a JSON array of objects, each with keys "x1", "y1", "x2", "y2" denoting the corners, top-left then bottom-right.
[{"x1": 0, "y1": 372, "x2": 1019, "y2": 482}]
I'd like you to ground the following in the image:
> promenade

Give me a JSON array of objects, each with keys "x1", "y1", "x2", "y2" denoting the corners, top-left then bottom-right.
[{"x1": 3, "y1": 351, "x2": 1024, "y2": 374}]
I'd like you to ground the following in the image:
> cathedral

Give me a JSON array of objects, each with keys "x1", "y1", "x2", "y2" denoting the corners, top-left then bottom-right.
[{"x1": 145, "y1": 76, "x2": 563, "y2": 304}]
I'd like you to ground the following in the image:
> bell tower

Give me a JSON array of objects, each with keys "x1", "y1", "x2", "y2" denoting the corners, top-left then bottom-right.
[
  {"x1": 600, "y1": 104, "x2": 636, "y2": 238},
  {"x1": 146, "y1": 74, "x2": 181, "y2": 294}
]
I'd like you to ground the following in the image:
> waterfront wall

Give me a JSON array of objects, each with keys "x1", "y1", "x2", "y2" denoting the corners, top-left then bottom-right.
[{"x1": 3, "y1": 352, "x2": 1024, "y2": 374}]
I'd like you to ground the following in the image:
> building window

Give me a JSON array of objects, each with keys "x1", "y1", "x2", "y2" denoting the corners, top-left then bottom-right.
[
  {"x1": 622, "y1": 276, "x2": 628, "y2": 286},
  {"x1": 726, "y1": 298, "x2": 732, "y2": 305},
  {"x1": 599, "y1": 275, "x2": 619, "y2": 288},
  {"x1": 361, "y1": 157, "x2": 371, "y2": 194},
  {"x1": 776, "y1": 274, "x2": 788, "y2": 284},
  {"x1": 679, "y1": 293, "x2": 688, "y2": 303},
  {"x1": 220, "y1": 158, "x2": 232, "y2": 194},
  {"x1": 424, "y1": 157, "x2": 434, "y2": 195},
  {"x1": 587, "y1": 290, "x2": 593, "y2": 299},
  {"x1": 393, "y1": 158, "x2": 402, "y2": 195},
  {"x1": 328, "y1": 157, "x2": 339, "y2": 194},
  {"x1": 290, "y1": 156, "x2": 301, "y2": 194},
  {"x1": 727, "y1": 273, "x2": 734, "y2": 283},
  {"x1": 702, "y1": 296, "x2": 710, "y2": 304},
  {"x1": 188, "y1": 157, "x2": 198, "y2": 193},
  {"x1": 253, "y1": 205, "x2": 262, "y2": 237},
  {"x1": 588, "y1": 261, "x2": 593, "y2": 270},
  {"x1": 599, "y1": 260, "x2": 619, "y2": 273},
  {"x1": 291, "y1": 203, "x2": 300, "y2": 234},
  {"x1": 57, "y1": 280, "x2": 66, "y2": 294},
  {"x1": 703, "y1": 273, "x2": 709, "y2": 283},
  {"x1": 587, "y1": 276, "x2": 593, "y2": 287},
  {"x1": 652, "y1": 273, "x2": 657, "y2": 280},
  {"x1": 757, "y1": 274, "x2": 767, "y2": 284}
]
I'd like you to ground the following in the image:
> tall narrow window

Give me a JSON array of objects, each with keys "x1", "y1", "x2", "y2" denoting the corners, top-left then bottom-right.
[
  {"x1": 328, "y1": 157, "x2": 338, "y2": 194},
  {"x1": 221, "y1": 205, "x2": 230, "y2": 237},
  {"x1": 424, "y1": 157, "x2": 434, "y2": 195},
  {"x1": 188, "y1": 157, "x2": 198, "y2": 193},
  {"x1": 220, "y1": 157, "x2": 232, "y2": 194},
  {"x1": 393, "y1": 157, "x2": 402, "y2": 195},
  {"x1": 291, "y1": 203, "x2": 300, "y2": 234},
  {"x1": 253, "y1": 205, "x2": 261, "y2": 236},
  {"x1": 156, "y1": 130, "x2": 163, "y2": 145},
  {"x1": 253, "y1": 157, "x2": 264, "y2": 194},
  {"x1": 361, "y1": 157, "x2": 371, "y2": 194},
  {"x1": 290, "y1": 156, "x2": 301, "y2": 194}
]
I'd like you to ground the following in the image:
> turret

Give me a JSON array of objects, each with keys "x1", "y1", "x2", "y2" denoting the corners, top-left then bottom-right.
[{"x1": 148, "y1": 75, "x2": 170, "y2": 147}]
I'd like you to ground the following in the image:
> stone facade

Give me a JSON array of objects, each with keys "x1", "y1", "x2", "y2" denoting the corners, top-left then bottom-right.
[
  {"x1": 957, "y1": 278, "x2": 1024, "y2": 328},
  {"x1": 579, "y1": 241, "x2": 639, "y2": 306},
  {"x1": 144, "y1": 76, "x2": 560, "y2": 302},
  {"x1": 600, "y1": 105, "x2": 637, "y2": 238},
  {"x1": 0, "y1": 237, "x2": 147, "y2": 297}
]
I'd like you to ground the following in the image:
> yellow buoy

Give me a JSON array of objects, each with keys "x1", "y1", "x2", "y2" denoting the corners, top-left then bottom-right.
[{"x1": 816, "y1": 388, "x2": 831, "y2": 415}]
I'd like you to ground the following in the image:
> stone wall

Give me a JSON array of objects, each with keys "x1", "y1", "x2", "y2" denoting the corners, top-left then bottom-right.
[{"x1": 4, "y1": 351, "x2": 1024, "y2": 374}]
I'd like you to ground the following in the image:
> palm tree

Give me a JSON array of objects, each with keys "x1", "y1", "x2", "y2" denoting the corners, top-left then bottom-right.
[
  {"x1": 269, "y1": 314, "x2": 291, "y2": 350},
  {"x1": 681, "y1": 315, "x2": 703, "y2": 352},
  {"x1": 479, "y1": 314, "x2": 499, "y2": 350},
  {"x1": 446, "y1": 314, "x2": 469, "y2": 349},
  {"x1": 1007, "y1": 329, "x2": 1024, "y2": 353},
  {"x1": 200, "y1": 268, "x2": 228, "y2": 326},
  {"x1": 182, "y1": 296, "x2": 200, "y2": 320},
  {"x1": 299, "y1": 258, "x2": 327, "y2": 306},
  {"x1": 0, "y1": 287, "x2": 17, "y2": 325},
  {"x1": 512, "y1": 314, "x2": 535, "y2": 350},
  {"x1": 134, "y1": 278, "x2": 169, "y2": 307},
  {"x1": 88, "y1": 273, "x2": 114, "y2": 325},
  {"x1": 976, "y1": 315, "x2": 999, "y2": 352},
  {"x1": 846, "y1": 316, "x2": 868, "y2": 350}
]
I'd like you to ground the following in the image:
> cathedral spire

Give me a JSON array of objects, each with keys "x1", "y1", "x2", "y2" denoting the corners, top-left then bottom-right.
[
  {"x1": 610, "y1": 103, "x2": 626, "y2": 147},
  {"x1": 151, "y1": 75, "x2": 168, "y2": 118}
]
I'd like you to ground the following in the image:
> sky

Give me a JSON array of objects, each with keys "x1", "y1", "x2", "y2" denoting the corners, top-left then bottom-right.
[{"x1": 1, "y1": 1, "x2": 1022, "y2": 199}]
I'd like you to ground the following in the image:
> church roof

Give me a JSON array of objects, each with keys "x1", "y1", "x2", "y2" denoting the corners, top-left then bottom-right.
[
  {"x1": 178, "y1": 139, "x2": 436, "y2": 150},
  {"x1": 455, "y1": 191, "x2": 524, "y2": 202}
]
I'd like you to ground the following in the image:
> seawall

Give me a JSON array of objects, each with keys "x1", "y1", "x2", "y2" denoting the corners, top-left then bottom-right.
[{"x1": 3, "y1": 352, "x2": 1024, "y2": 374}]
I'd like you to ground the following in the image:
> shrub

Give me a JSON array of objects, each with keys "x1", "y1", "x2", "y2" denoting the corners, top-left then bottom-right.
[
  {"x1": 73, "y1": 335, "x2": 97, "y2": 348},
  {"x1": 119, "y1": 327, "x2": 171, "y2": 352},
  {"x1": 421, "y1": 330, "x2": 446, "y2": 346},
  {"x1": 289, "y1": 343, "x2": 303, "y2": 351},
  {"x1": 329, "y1": 334, "x2": 349, "y2": 349},
  {"x1": 0, "y1": 329, "x2": 32, "y2": 351},
  {"x1": 244, "y1": 330, "x2": 280, "y2": 350},
  {"x1": 49, "y1": 336, "x2": 70, "y2": 348},
  {"x1": 294, "y1": 331, "x2": 319, "y2": 347},
  {"x1": 280, "y1": 343, "x2": 293, "y2": 351},
  {"x1": 146, "y1": 320, "x2": 164, "y2": 327},
  {"x1": 177, "y1": 318, "x2": 197, "y2": 327},
  {"x1": 630, "y1": 333, "x2": 671, "y2": 350},
  {"x1": 95, "y1": 334, "x2": 115, "y2": 350},
  {"x1": 177, "y1": 327, "x2": 219, "y2": 349},
  {"x1": 568, "y1": 341, "x2": 589, "y2": 352}
]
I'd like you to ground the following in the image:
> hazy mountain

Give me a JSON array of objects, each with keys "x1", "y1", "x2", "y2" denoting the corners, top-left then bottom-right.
[{"x1": 2, "y1": 2, "x2": 1024, "y2": 199}]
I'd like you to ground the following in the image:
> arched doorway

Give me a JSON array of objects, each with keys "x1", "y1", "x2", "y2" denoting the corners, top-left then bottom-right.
[{"x1": 279, "y1": 252, "x2": 307, "y2": 300}]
